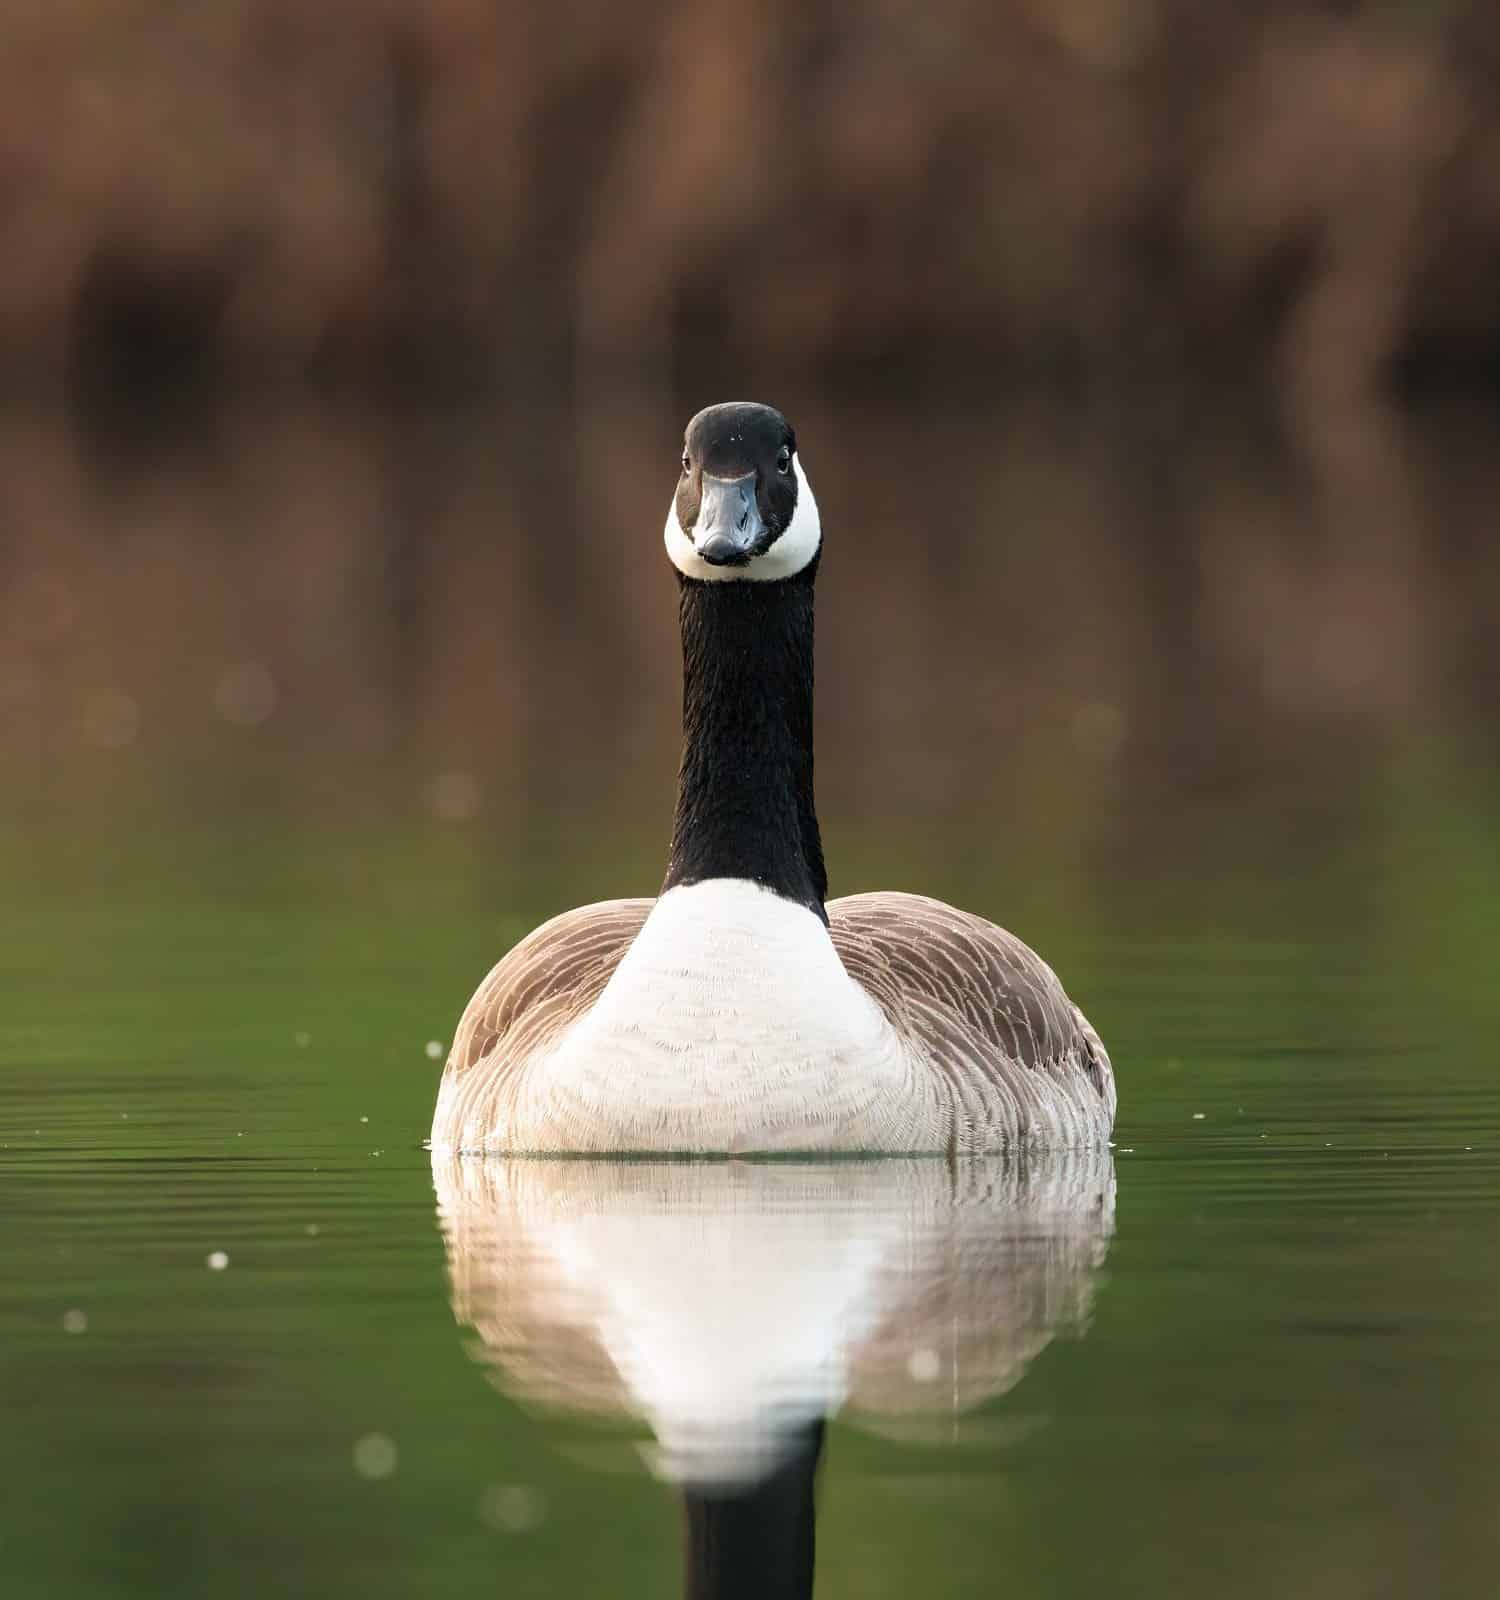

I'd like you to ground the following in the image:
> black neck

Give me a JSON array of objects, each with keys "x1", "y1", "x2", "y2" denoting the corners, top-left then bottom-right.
[
  {"x1": 680, "y1": 1420, "x2": 824, "y2": 1600},
  {"x1": 663, "y1": 569, "x2": 828, "y2": 919}
]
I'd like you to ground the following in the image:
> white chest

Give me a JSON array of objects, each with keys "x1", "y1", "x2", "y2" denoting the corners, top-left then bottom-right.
[{"x1": 507, "y1": 880, "x2": 929, "y2": 1152}]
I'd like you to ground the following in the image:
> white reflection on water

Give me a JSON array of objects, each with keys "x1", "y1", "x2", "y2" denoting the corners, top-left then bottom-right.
[{"x1": 433, "y1": 1151, "x2": 1115, "y2": 1488}]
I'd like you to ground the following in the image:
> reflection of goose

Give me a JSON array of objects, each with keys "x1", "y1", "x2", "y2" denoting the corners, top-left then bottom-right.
[
  {"x1": 433, "y1": 1151, "x2": 1115, "y2": 1595},
  {"x1": 430, "y1": 402, "x2": 1115, "y2": 1155}
]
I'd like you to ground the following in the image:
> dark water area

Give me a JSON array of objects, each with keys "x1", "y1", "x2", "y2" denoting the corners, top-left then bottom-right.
[
  {"x1": 5, "y1": 389, "x2": 1499, "y2": 854},
  {"x1": 2, "y1": 394, "x2": 1499, "y2": 1596}
]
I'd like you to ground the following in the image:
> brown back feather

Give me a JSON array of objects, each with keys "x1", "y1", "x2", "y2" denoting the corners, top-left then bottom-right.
[
  {"x1": 445, "y1": 898, "x2": 653, "y2": 1085},
  {"x1": 440, "y1": 890, "x2": 1111, "y2": 1150},
  {"x1": 828, "y1": 891, "x2": 1113, "y2": 1140}
]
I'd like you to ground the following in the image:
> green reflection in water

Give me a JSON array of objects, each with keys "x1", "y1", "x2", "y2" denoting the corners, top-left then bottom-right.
[{"x1": 2, "y1": 760, "x2": 1498, "y2": 1597}]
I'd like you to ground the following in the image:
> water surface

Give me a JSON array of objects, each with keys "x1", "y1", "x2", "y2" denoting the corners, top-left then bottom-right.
[
  {"x1": 3, "y1": 399, "x2": 1499, "y2": 1595},
  {"x1": 3, "y1": 864, "x2": 1497, "y2": 1599}
]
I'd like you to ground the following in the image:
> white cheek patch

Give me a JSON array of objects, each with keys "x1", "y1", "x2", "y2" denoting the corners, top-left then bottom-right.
[{"x1": 664, "y1": 457, "x2": 822, "y2": 582}]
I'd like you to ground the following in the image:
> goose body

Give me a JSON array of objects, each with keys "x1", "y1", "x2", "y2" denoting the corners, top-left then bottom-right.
[{"x1": 430, "y1": 403, "x2": 1115, "y2": 1154}]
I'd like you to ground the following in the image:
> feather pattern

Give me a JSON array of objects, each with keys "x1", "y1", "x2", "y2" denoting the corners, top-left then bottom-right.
[
  {"x1": 828, "y1": 891, "x2": 1115, "y2": 1149},
  {"x1": 434, "y1": 897, "x2": 652, "y2": 1144},
  {"x1": 430, "y1": 886, "x2": 1114, "y2": 1153}
]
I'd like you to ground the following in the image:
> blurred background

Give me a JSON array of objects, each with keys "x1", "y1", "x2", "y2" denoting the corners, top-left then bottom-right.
[
  {"x1": 3, "y1": 0, "x2": 1499, "y2": 894},
  {"x1": 4, "y1": 5, "x2": 1500, "y2": 1599}
]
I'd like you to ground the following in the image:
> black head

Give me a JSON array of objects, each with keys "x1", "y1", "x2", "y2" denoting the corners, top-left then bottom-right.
[{"x1": 666, "y1": 403, "x2": 821, "y2": 582}]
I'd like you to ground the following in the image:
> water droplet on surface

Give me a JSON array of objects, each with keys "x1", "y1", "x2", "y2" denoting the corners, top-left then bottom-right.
[
  {"x1": 478, "y1": 1483, "x2": 547, "y2": 1533},
  {"x1": 1069, "y1": 700, "x2": 1126, "y2": 762},
  {"x1": 353, "y1": 1433, "x2": 398, "y2": 1480},
  {"x1": 82, "y1": 691, "x2": 141, "y2": 750},
  {"x1": 425, "y1": 771, "x2": 481, "y2": 822},
  {"x1": 906, "y1": 1346, "x2": 942, "y2": 1383},
  {"x1": 212, "y1": 661, "x2": 277, "y2": 726}
]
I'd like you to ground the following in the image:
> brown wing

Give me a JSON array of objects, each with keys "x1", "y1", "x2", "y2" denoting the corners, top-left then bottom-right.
[
  {"x1": 829, "y1": 891, "x2": 1114, "y2": 1146},
  {"x1": 433, "y1": 898, "x2": 653, "y2": 1145}
]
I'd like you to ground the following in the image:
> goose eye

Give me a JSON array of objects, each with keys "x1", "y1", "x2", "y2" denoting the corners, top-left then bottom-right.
[
  {"x1": 681, "y1": 452, "x2": 691, "y2": 476},
  {"x1": 776, "y1": 446, "x2": 792, "y2": 475}
]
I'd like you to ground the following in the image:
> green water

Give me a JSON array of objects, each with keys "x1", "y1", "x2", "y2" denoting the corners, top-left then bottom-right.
[
  {"x1": 4, "y1": 388, "x2": 1499, "y2": 1595},
  {"x1": 3, "y1": 798, "x2": 1498, "y2": 1600}
]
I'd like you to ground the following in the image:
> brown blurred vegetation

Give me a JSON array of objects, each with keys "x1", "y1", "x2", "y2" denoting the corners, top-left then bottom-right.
[
  {"x1": 3, "y1": 1, "x2": 1499, "y2": 888},
  {"x1": 3, "y1": 390, "x2": 1496, "y2": 890},
  {"x1": 3, "y1": 0, "x2": 1500, "y2": 412}
]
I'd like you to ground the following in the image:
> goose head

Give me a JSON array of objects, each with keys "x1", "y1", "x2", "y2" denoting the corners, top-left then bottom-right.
[{"x1": 665, "y1": 402, "x2": 822, "y2": 582}]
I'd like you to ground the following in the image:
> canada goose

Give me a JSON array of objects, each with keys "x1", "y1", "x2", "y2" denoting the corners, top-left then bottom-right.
[
  {"x1": 433, "y1": 1153, "x2": 1116, "y2": 1597},
  {"x1": 431, "y1": 402, "x2": 1115, "y2": 1154}
]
